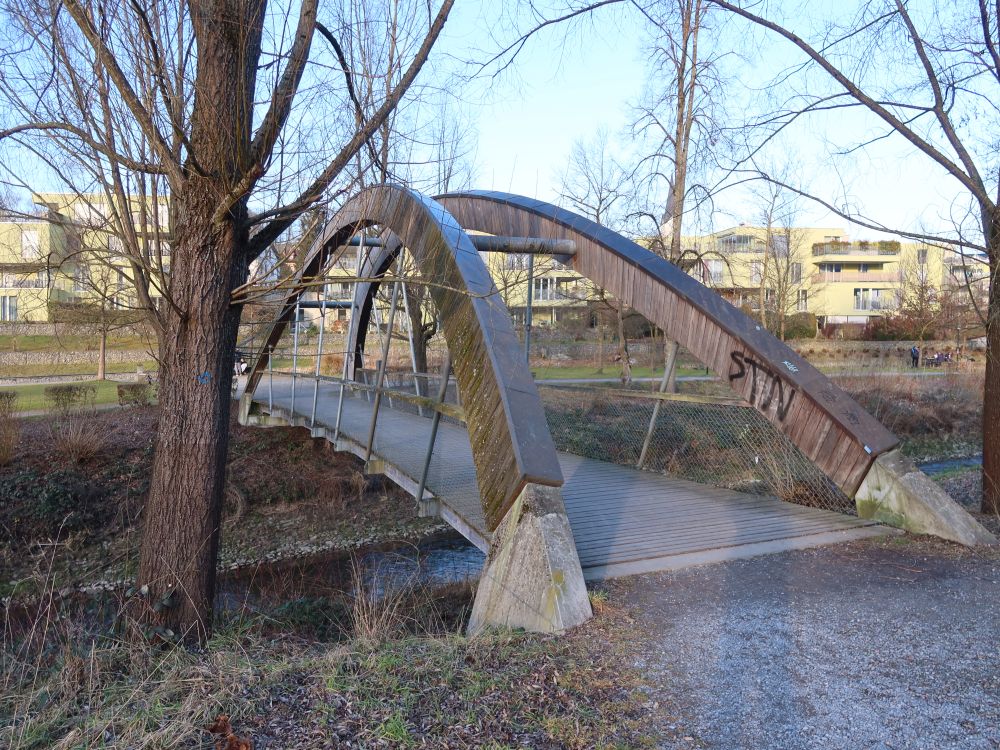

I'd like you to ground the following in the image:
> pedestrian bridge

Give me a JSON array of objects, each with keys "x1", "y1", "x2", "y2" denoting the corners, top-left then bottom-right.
[{"x1": 237, "y1": 185, "x2": 995, "y2": 634}]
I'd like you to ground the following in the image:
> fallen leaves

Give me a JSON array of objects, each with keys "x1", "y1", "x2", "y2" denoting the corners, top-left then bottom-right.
[{"x1": 206, "y1": 714, "x2": 253, "y2": 750}]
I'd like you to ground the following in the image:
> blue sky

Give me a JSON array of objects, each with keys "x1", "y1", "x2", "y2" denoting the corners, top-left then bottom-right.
[{"x1": 441, "y1": 1, "x2": 972, "y2": 242}]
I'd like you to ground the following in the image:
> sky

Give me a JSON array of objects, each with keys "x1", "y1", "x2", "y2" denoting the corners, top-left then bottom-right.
[
  {"x1": 1, "y1": 0, "x2": 979, "y2": 245},
  {"x1": 438, "y1": 1, "x2": 974, "y2": 243}
]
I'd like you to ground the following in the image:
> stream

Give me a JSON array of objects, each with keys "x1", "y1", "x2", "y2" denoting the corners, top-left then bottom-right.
[{"x1": 918, "y1": 455, "x2": 983, "y2": 475}]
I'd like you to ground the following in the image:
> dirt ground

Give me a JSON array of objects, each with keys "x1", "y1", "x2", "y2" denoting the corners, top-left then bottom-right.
[
  {"x1": 605, "y1": 535, "x2": 1000, "y2": 750},
  {"x1": 0, "y1": 406, "x2": 447, "y2": 600}
]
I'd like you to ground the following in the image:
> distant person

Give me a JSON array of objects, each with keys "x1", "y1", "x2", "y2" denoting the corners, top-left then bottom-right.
[{"x1": 910, "y1": 345, "x2": 920, "y2": 368}]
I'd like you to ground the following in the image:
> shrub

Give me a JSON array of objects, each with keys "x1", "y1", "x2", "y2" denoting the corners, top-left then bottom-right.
[
  {"x1": 50, "y1": 418, "x2": 105, "y2": 463},
  {"x1": 0, "y1": 391, "x2": 18, "y2": 466},
  {"x1": 117, "y1": 382, "x2": 152, "y2": 407},
  {"x1": 44, "y1": 384, "x2": 96, "y2": 415},
  {"x1": 784, "y1": 312, "x2": 818, "y2": 340}
]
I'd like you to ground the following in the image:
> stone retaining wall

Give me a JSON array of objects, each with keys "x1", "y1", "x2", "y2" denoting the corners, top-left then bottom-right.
[{"x1": 0, "y1": 349, "x2": 152, "y2": 366}]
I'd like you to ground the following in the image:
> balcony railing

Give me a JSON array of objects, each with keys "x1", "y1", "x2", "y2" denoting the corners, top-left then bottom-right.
[
  {"x1": 812, "y1": 242, "x2": 900, "y2": 256},
  {"x1": 854, "y1": 300, "x2": 891, "y2": 311},
  {"x1": 812, "y1": 271, "x2": 901, "y2": 283}
]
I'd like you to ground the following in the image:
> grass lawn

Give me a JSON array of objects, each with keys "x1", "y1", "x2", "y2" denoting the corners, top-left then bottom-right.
[
  {"x1": 1, "y1": 359, "x2": 159, "y2": 378},
  {"x1": 0, "y1": 379, "x2": 131, "y2": 412},
  {"x1": 0, "y1": 333, "x2": 152, "y2": 352}
]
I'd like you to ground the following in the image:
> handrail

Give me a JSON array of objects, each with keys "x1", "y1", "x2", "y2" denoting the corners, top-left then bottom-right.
[
  {"x1": 537, "y1": 383, "x2": 749, "y2": 407},
  {"x1": 308, "y1": 373, "x2": 465, "y2": 421}
]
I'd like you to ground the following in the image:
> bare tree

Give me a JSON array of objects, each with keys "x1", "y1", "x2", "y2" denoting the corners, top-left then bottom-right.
[
  {"x1": 558, "y1": 130, "x2": 642, "y2": 381},
  {"x1": 0, "y1": 0, "x2": 454, "y2": 639},
  {"x1": 634, "y1": 0, "x2": 724, "y2": 259},
  {"x1": 750, "y1": 180, "x2": 813, "y2": 340},
  {"x1": 705, "y1": 0, "x2": 1000, "y2": 513}
]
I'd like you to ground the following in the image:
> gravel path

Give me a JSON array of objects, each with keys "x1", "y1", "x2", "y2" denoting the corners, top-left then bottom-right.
[{"x1": 612, "y1": 539, "x2": 1000, "y2": 750}]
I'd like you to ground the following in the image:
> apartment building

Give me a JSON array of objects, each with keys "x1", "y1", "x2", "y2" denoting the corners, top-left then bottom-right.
[
  {"x1": 0, "y1": 193, "x2": 171, "y2": 322},
  {"x1": 3, "y1": 192, "x2": 985, "y2": 341},
  {"x1": 0, "y1": 208, "x2": 78, "y2": 322},
  {"x1": 681, "y1": 225, "x2": 978, "y2": 333}
]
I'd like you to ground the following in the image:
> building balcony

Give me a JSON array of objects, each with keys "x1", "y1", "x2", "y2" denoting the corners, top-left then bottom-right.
[
  {"x1": 812, "y1": 242, "x2": 900, "y2": 257},
  {"x1": 812, "y1": 271, "x2": 901, "y2": 283}
]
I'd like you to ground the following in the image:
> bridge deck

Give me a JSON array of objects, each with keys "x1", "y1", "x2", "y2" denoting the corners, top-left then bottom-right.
[{"x1": 250, "y1": 377, "x2": 889, "y2": 579}]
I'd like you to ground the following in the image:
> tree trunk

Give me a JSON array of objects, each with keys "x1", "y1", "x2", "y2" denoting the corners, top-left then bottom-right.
[
  {"x1": 983, "y1": 261, "x2": 999, "y2": 514},
  {"x1": 617, "y1": 305, "x2": 631, "y2": 384},
  {"x1": 136, "y1": 203, "x2": 247, "y2": 641},
  {"x1": 97, "y1": 328, "x2": 107, "y2": 380},
  {"x1": 135, "y1": 0, "x2": 261, "y2": 641}
]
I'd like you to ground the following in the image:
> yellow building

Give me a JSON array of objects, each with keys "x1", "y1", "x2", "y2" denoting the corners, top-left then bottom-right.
[
  {"x1": 0, "y1": 208, "x2": 78, "y2": 322},
  {"x1": 680, "y1": 225, "x2": 965, "y2": 333},
  {"x1": 3, "y1": 193, "x2": 981, "y2": 342}
]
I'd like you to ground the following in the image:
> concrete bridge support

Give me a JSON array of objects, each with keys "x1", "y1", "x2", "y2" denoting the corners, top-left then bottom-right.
[{"x1": 469, "y1": 484, "x2": 592, "y2": 634}]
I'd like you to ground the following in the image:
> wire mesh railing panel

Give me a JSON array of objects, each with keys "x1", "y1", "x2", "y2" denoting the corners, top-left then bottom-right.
[{"x1": 537, "y1": 383, "x2": 856, "y2": 514}]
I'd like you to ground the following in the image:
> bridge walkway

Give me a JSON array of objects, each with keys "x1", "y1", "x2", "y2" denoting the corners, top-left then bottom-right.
[{"x1": 250, "y1": 375, "x2": 890, "y2": 579}]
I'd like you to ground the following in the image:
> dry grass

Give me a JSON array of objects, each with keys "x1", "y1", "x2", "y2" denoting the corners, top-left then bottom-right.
[
  {"x1": 49, "y1": 418, "x2": 106, "y2": 464},
  {"x1": 319, "y1": 351, "x2": 343, "y2": 376},
  {"x1": 1, "y1": 550, "x2": 651, "y2": 749},
  {"x1": 838, "y1": 368, "x2": 982, "y2": 439}
]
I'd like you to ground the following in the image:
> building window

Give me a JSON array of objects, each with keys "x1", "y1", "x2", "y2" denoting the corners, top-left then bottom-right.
[
  {"x1": 21, "y1": 229, "x2": 41, "y2": 261},
  {"x1": 74, "y1": 266, "x2": 90, "y2": 291},
  {"x1": 819, "y1": 262, "x2": 842, "y2": 274},
  {"x1": 719, "y1": 233, "x2": 756, "y2": 252},
  {"x1": 771, "y1": 235, "x2": 789, "y2": 258},
  {"x1": 854, "y1": 287, "x2": 888, "y2": 311},
  {"x1": 0, "y1": 295, "x2": 17, "y2": 321},
  {"x1": 704, "y1": 259, "x2": 724, "y2": 284},
  {"x1": 532, "y1": 277, "x2": 556, "y2": 301},
  {"x1": 797, "y1": 289, "x2": 808, "y2": 312},
  {"x1": 917, "y1": 248, "x2": 928, "y2": 265},
  {"x1": 750, "y1": 260, "x2": 762, "y2": 285},
  {"x1": 790, "y1": 262, "x2": 802, "y2": 283},
  {"x1": 108, "y1": 235, "x2": 126, "y2": 261},
  {"x1": 505, "y1": 253, "x2": 530, "y2": 270}
]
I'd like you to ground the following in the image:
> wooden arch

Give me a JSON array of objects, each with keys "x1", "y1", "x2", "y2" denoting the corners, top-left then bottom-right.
[
  {"x1": 245, "y1": 185, "x2": 562, "y2": 530},
  {"x1": 436, "y1": 190, "x2": 899, "y2": 497}
]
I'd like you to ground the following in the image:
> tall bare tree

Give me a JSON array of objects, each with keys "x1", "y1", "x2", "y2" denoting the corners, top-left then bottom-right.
[
  {"x1": 705, "y1": 0, "x2": 1000, "y2": 513},
  {"x1": 0, "y1": 0, "x2": 454, "y2": 639},
  {"x1": 558, "y1": 130, "x2": 639, "y2": 381}
]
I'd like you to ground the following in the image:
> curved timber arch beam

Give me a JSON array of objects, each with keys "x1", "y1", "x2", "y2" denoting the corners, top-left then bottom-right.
[
  {"x1": 244, "y1": 185, "x2": 563, "y2": 531},
  {"x1": 436, "y1": 190, "x2": 899, "y2": 498}
]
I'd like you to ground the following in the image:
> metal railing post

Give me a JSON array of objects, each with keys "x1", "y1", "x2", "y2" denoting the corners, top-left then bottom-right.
[
  {"x1": 416, "y1": 351, "x2": 452, "y2": 513},
  {"x1": 524, "y1": 252, "x2": 534, "y2": 363},
  {"x1": 290, "y1": 299, "x2": 300, "y2": 415},
  {"x1": 365, "y1": 280, "x2": 400, "y2": 462},
  {"x1": 267, "y1": 345, "x2": 273, "y2": 412},
  {"x1": 400, "y1": 279, "x2": 424, "y2": 416},
  {"x1": 311, "y1": 278, "x2": 328, "y2": 427},
  {"x1": 335, "y1": 231, "x2": 368, "y2": 441}
]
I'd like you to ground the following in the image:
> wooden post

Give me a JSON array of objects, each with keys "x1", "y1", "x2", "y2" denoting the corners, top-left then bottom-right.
[{"x1": 637, "y1": 350, "x2": 678, "y2": 469}]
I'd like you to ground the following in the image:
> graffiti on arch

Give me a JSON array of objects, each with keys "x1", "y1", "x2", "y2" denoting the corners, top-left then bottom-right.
[{"x1": 728, "y1": 351, "x2": 797, "y2": 422}]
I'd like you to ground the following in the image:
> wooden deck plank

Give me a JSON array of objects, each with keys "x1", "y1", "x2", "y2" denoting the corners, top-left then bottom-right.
[
  {"x1": 251, "y1": 376, "x2": 886, "y2": 578},
  {"x1": 571, "y1": 515, "x2": 873, "y2": 555}
]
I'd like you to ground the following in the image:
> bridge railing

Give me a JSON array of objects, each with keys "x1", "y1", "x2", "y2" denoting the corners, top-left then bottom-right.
[{"x1": 536, "y1": 382, "x2": 856, "y2": 515}]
